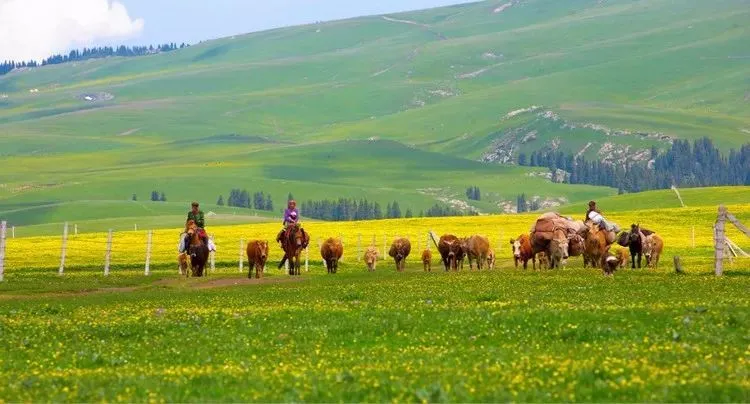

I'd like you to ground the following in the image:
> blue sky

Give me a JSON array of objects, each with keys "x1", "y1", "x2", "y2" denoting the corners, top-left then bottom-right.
[{"x1": 122, "y1": 0, "x2": 476, "y2": 45}]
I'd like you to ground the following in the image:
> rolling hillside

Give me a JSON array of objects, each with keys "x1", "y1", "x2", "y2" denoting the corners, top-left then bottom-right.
[{"x1": 1, "y1": 0, "x2": 748, "y2": 226}]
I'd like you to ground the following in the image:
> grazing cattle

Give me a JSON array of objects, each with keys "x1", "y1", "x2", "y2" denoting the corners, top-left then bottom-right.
[
  {"x1": 584, "y1": 223, "x2": 608, "y2": 269},
  {"x1": 246, "y1": 240, "x2": 269, "y2": 279},
  {"x1": 422, "y1": 249, "x2": 432, "y2": 272},
  {"x1": 321, "y1": 238, "x2": 344, "y2": 274},
  {"x1": 389, "y1": 238, "x2": 411, "y2": 272},
  {"x1": 465, "y1": 235, "x2": 491, "y2": 270},
  {"x1": 486, "y1": 249, "x2": 496, "y2": 270},
  {"x1": 548, "y1": 228, "x2": 569, "y2": 269},
  {"x1": 178, "y1": 252, "x2": 190, "y2": 277},
  {"x1": 644, "y1": 234, "x2": 664, "y2": 269},
  {"x1": 364, "y1": 246, "x2": 379, "y2": 272},
  {"x1": 629, "y1": 224, "x2": 645, "y2": 269},
  {"x1": 438, "y1": 234, "x2": 465, "y2": 271},
  {"x1": 510, "y1": 234, "x2": 535, "y2": 270},
  {"x1": 615, "y1": 248, "x2": 630, "y2": 269},
  {"x1": 536, "y1": 251, "x2": 550, "y2": 269}
]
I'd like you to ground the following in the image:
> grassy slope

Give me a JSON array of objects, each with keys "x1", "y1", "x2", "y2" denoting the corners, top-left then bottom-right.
[
  {"x1": 0, "y1": 0, "x2": 748, "y2": 224},
  {"x1": 0, "y1": 206, "x2": 748, "y2": 402}
]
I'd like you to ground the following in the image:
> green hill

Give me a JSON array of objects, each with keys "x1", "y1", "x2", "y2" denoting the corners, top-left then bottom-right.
[{"x1": 1, "y1": 0, "x2": 748, "y2": 225}]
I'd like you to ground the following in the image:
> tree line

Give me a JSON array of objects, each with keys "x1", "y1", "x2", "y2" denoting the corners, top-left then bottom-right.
[
  {"x1": 130, "y1": 192, "x2": 166, "y2": 202},
  {"x1": 466, "y1": 186, "x2": 481, "y2": 201},
  {"x1": 219, "y1": 189, "x2": 273, "y2": 211},
  {"x1": 1, "y1": 43, "x2": 187, "y2": 77},
  {"x1": 298, "y1": 198, "x2": 475, "y2": 221},
  {"x1": 519, "y1": 137, "x2": 750, "y2": 192}
]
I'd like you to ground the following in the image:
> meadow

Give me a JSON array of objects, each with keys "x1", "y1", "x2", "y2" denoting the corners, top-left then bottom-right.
[{"x1": 1, "y1": 205, "x2": 748, "y2": 401}]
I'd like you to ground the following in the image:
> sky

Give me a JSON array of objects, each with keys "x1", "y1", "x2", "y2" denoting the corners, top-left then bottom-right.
[{"x1": 0, "y1": 0, "x2": 475, "y2": 62}]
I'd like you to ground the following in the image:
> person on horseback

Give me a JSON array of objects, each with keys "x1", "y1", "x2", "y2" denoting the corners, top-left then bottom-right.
[
  {"x1": 182, "y1": 202, "x2": 208, "y2": 252},
  {"x1": 585, "y1": 201, "x2": 620, "y2": 233},
  {"x1": 277, "y1": 199, "x2": 300, "y2": 244}
]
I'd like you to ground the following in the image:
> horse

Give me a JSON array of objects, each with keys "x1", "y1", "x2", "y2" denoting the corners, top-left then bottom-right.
[
  {"x1": 186, "y1": 220, "x2": 209, "y2": 277},
  {"x1": 279, "y1": 224, "x2": 309, "y2": 276},
  {"x1": 629, "y1": 224, "x2": 645, "y2": 269},
  {"x1": 584, "y1": 222, "x2": 608, "y2": 269}
]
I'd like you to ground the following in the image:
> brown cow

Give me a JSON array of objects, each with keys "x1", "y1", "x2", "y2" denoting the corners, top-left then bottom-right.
[
  {"x1": 644, "y1": 234, "x2": 664, "y2": 269},
  {"x1": 510, "y1": 234, "x2": 535, "y2": 270},
  {"x1": 246, "y1": 240, "x2": 269, "y2": 279},
  {"x1": 363, "y1": 246, "x2": 379, "y2": 272},
  {"x1": 438, "y1": 234, "x2": 465, "y2": 271},
  {"x1": 389, "y1": 238, "x2": 411, "y2": 272},
  {"x1": 584, "y1": 223, "x2": 608, "y2": 269},
  {"x1": 321, "y1": 238, "x2": 344, "y2": 274},
  {"x1": 422, "y1": 249, "x2": 432, "y2": 272},
  {"x1": 465, "y1": 235, "x2": 491, "y2": 270},
  {"x1": 615, "y1": 248, "x2": 630, "y2": 269},
  {"x1": 536, "y1": 251, "x2": 550, "y2": 269},
  {"x1": 548, "y1": 228, "x2": 569, "y2": 269},
  {"x1": 178, "y1": 252, "x2": 190, "y2": 277}
]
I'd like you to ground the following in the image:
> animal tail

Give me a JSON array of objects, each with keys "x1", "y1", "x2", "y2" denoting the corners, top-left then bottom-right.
[{"x1": 429, "y1": 230, "x2": 440, "y2": 249}]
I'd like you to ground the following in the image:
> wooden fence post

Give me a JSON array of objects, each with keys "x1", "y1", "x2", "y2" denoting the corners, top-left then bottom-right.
[
  {"x1": 104, "y1": 229, "x2": 113, "y2": 276},
  {"x1": 74, "y1": 224, "x2": 78, "y2": 236},
  {"x1": 59, "y1": 222, "x2": 68, "y2": 276},
  {"x1": 11, "y1": 225, "x2": 14, "y2": 239},
  {"x1": 382, "y1": 233, "x2": 387, "y2": 260},
  {"x1": 340, "y1": 234, "x2": 345, "y2": 263},
  {"x1": 239, "y1": 239, "x2": 244, "y2": 273},
  {"x1": 144, "y1": 230, "x2": 153, "y2": 276},
  {"x1": 305, "y1": 246, "x2": 309, "y2": 272},
  {"x1": 691, "y1": 226, "x2": 695, "y2": 249},
  {"x1": 357, "y1": 234, "x2": 362, "y2": 262},
  {"x1": 714, "y1": 205, "x2": 727, "y2": 276},
  {"x1": 209, "y1": 235, "x2": 215, "y2": 273},
  {"x1": 0, "y1": 221, "x2": 6, "y2": 282},
  {"x1": 134, "y1": 224, "x2": 138, "y2": 231}
]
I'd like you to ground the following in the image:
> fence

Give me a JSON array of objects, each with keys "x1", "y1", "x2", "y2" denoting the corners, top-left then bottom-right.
[
  {"x1": 714, "y1": 205, "x2": 750, "y2": 276},
  {"x1": 0, "y1": 222, "x2": 448, "y2": 281}
]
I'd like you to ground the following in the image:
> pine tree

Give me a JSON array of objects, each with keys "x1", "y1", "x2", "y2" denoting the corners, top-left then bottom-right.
[
  {"x1": 132, "y1": 193, "x2": 137, "y2": 201},
  {"x1": 159, "y1": 192, "x2": 166, "y2": 202},
  {"x1": 405, "y1": 208, "x2": 413, "y2": 218},
  {"x1": 265, "y1": 194, "x2": 273, "y2": 211}
]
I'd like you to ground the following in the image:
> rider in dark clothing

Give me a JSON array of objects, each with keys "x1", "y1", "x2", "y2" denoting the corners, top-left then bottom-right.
[{"x1": 183, "y1": 202, "x2": 208, "y2": 251}]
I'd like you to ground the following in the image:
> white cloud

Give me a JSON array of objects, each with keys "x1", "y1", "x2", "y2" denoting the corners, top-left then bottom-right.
[{"x1": 0, "y1": 0, "x2": 144, "y2": 61}]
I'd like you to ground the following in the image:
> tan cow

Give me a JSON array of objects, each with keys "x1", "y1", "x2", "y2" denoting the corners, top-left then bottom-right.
[
  {"x1": 321, "y1": 238, "x2": 344, "y2": 274},
  {"x1": 246, "y1": 240, "x2": 269, "y2": 279},
  {"x1": 465, "y1": 235, "x2": 491, "y2": 270},
  {"x1": 644, "y1": 234, "x2": 664, "y2": 269},
  {"x1": 389, "y1": 238, "x2": 411, "y2": 272},
  {"x1": 364, "y1": 246, "x2": 379, "y2": 272},
  {"x1": 422, "y1": 249, "x2": 432, "y2": 271}
]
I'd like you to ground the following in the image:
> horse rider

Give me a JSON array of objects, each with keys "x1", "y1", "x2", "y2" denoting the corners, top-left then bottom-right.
[
  {"x1": 277, "y1": 199, "x2": 300, "y2": 244},
  {"x1": 182, "y1": 202, "x2": 208, "y2": 252},
  {"x1": 585, "y1": 200, "x2": 619, "y2": 232}
]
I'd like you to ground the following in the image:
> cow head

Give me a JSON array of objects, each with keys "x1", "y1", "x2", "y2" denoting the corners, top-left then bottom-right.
[
  {"x1": 258, "y1": 241, "x2": 268, "y2": 261},
  {"x1": 551, "y1": 230, "x2": 569, "y2": 260},
  {"x1": 510, "y1": 238, "x2": 522, "y2": 258}
]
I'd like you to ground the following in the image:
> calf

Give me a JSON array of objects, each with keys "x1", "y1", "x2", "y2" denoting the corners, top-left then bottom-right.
[
  {"x1": 245, "y1": 240, "x2": 269, "y2": 279},
  {"x1": 321, "y1": 238, "x2": 344, "y2": 274},
  {"x1": 615, "y1": 248, "x2": 630, "y2": 269},
  {"x1": 536, "y1": 251, "x2": 550, "y2": 270},
  {"x1": 548, "y1": 229, "x2": 569, "y2": 269},
  {"x1": 644, "y1": 234, "x2": 664, "y2": 269},
  {"x1": 389, "y1": 238, "x2": 411, "y2": 272},
  {"x1": 363, "y1": 246, "x2": 379, "y2": 272},
  {"x1": 422, "y1": 249, "x2": 432, "y2": 272},
  {"x1": 510, "y1": 234, "x2": 535, "y2": 270},
  {"x1": 486, "y1": 249, "x2": 496, "y2": 270},
  {"x1": 178, "y1": 252, "x2": 190, "y2": 277}
]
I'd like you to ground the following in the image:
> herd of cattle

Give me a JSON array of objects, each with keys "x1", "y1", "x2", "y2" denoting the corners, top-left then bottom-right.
[{"x1": 179, "y1": 213, "x2": 665, "y2": 278}]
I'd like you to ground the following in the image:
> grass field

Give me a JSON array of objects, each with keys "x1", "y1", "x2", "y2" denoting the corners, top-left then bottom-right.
[
  {"x1": 1, "y1": 0, "x2": 748, "y2": 225},
  {"x1": 1, "y1": 206, "x2": 748, "y2": 401}
]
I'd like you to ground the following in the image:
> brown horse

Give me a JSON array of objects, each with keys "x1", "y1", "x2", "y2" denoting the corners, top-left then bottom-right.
[
  {"x1": 279, "y1": 224, "x2": 309, "y2": 276},
  {"x1": 186, "y1": 220, "x2": 209, "y2": 277},
  {"x1": 584, "y1": 222, "x2": 608, "y2": 269}
]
